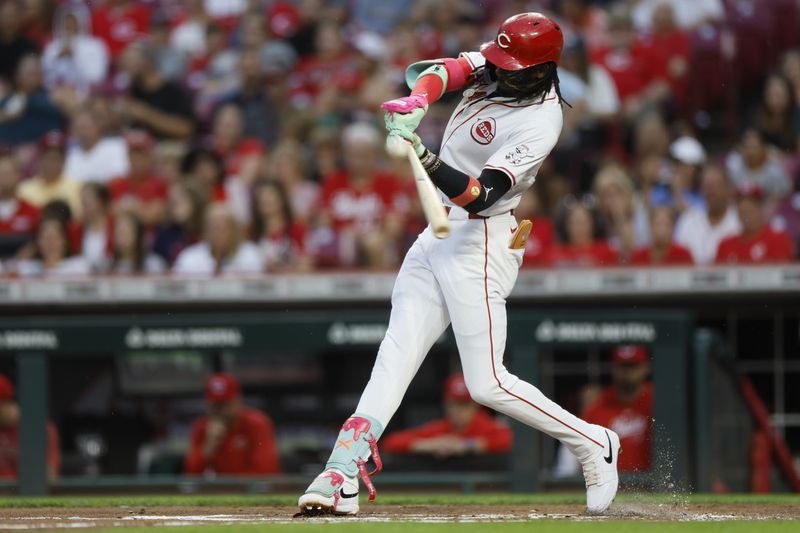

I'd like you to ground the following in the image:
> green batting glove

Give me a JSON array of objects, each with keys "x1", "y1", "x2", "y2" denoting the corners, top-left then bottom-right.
[{"x1": 387, "y1": 129, "x2": 426, "y2": 158}]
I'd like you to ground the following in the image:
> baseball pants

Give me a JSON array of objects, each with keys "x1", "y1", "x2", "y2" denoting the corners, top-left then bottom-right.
[{"x1": 355, "y1": 210, "x2": 606, "y2": 463}]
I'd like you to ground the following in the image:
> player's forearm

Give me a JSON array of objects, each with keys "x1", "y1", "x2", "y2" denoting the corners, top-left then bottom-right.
[
  {"x1": 410, "y1": 57, "x2": 472, "y2": 105},
  {"x1": 419, "y1": 149, "x2": 511, "y2": 214}
]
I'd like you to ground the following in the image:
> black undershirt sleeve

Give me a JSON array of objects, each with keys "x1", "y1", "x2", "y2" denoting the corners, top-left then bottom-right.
[{"x1": 426, "y1": 157, "x2": 512, "y2": 214}]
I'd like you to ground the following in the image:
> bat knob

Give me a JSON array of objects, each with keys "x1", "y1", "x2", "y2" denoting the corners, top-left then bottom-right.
[{"x1": 385, "y1": 135, "x2": 410, "y2": 158}]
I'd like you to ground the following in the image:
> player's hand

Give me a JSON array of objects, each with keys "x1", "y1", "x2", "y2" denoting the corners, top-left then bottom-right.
[
  {"x1": 203, "y1": 417, "x2": 227, "y2": 457},
  {"x1": 386, "y1": 132, "x2": 425, "y2": 158},
  {"x1": 382, "y1": 94, "x2": 428, "y2": 137}
]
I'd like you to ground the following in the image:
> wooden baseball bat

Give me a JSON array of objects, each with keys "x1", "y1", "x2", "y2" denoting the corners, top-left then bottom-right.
[{"x1": 387, "y1": 137, "x2": 450, "y2": 239}]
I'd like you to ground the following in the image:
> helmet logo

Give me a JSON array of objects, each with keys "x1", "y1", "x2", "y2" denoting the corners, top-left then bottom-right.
[{"x1": 497, "y1": 32, "x2": 511, "y2": 49}]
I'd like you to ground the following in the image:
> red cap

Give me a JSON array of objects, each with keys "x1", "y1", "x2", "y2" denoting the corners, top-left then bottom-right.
[
  {"x1": 735, "y1": 181, "x2": 763, "y2": 200},
  {"x1": 125, "y1": 129, "x2": 154, "y2": 150},
  {"x1": 268, "y1": 1, "x2": 301, "y2": 38},
  {"x1": 0, "y1": 375, "x2": 14, "y2": 401},
  {"x1": 205, "y1": 373, "x2": 240, "y2": 404},
  {"x1": 612, "y1": 345, "x2": 649, "y2": 365},
  {"x1": 480, "y1": 12, "x2": 563, "y2": 70},
  {"x1": 443, "y1": 373, "x2": 471, "y2": 402},
  {"x1": 39, "y1": 130, "x2": 67, "y2": 152}
]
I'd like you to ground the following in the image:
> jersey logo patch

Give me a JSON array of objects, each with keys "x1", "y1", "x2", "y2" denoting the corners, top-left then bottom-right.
[
  {"x1": 470, "y1": 117, "x2": 496, "y2": 145},
  {"x1": 505, "y1": 144, "x2": 533, "y2": 166}
]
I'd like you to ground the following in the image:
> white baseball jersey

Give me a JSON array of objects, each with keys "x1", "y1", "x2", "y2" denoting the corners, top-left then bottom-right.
[{"x1": 438, "y1": 51, "x2": 563, "y2": 216}]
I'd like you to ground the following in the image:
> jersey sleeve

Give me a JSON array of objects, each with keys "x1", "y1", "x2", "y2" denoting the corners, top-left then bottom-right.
[
  {"x1": 404, "y1": 51, "x2": 485, "y2": 89},
  {"x1": 483, "y1": 124, "x2": 560, "y2": 187}
]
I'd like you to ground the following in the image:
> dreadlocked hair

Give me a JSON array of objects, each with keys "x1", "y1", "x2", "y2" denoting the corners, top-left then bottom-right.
[{"x1": 479, "y1": 61, "x2": 571, "y2": 107}]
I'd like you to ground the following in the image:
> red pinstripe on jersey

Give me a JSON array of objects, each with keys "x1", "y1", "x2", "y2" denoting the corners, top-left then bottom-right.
[{"x1": 482, "y1": 220, "x2": 605, "y2": 449}]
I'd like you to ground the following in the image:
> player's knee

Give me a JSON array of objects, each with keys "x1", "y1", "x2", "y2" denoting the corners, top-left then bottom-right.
[{"x1": 464, "y1": 379, "x2": 501, "y2": 407}]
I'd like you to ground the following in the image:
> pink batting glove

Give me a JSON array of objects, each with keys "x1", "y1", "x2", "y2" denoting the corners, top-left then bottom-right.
[{"x1": 381, "y1": 93, "x2": 429, "y2": 116}]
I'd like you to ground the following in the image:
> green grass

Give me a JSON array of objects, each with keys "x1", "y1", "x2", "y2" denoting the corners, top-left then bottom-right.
[
  {"x1": 0, "y1": 492, "x2": 797, "y2": 508},
  {"x1": 85, "y1": 523, "x2": 797, "y2": 533}
]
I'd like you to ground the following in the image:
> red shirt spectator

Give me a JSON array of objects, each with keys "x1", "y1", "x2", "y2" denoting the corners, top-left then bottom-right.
[
  {"x1": 549, "y1": 203, "x2": 618, "y2": 267},
  {"x1": 0, "y1": 199, "x2": 38, "y2": 236},
  {"x1": 522, "y1": 218, "x2": 555, "y2": 267},
  {"x1": 591, "y1": 42, "x2": 654, "y2": 103},
  {"x1": 109, "y1": 177, "x2": 168, "y2": 206},
  {"x1": 591, "y1": 14, "x2": 665, "y2": 105},
  {"x1": 629, "y1": 206, "x2": 693, "y2": 266},
  {"x1": 582, "y1": 346, "x2": 653, "y2": 472},
  {"x1": 715, "y1": 182, "x2": 795, "y2": 264},
  {"x1": 0, "y1": 151, "x2": 39, "y2": 253},
  {"x1": 548, "y1": 242, "x2": 618, "y2": 268},
  {"x1": 382, "y1": 374, "x2": 513, "y2": 456},
  {"x1": 630, "y1": 244, "x2": 692, "y2": 265},
  {"x1": 321, "y1": 170, "x2": 408, "y2": 232},
  {"x1": 634, "y1": 4, "x2": 690, "y2": 103},
  {"x1": 108, "y1": 131, "x2": 168, "y2": 228},
  {"x1": 289, "y1": 22, "x2": 357, "y2": 107},
  {"x1": 184, "y1": 373, "x2": 280, "y2": 475},
  {"x1": 91, "y1": 1, "x2": 153, "y2": 58},
  {"x1": 0, "y1": 375, "x2": 60, "y2": 480},
  {"x1": 716, "y1": 226, "x2": 794, "y2": 264}
]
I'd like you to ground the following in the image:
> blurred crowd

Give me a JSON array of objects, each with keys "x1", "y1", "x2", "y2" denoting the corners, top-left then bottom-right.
[{"x1": 0, "y1": 0, "x2": 798, "y2": 278}]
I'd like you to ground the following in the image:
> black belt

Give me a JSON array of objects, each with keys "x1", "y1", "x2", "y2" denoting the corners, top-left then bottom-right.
[{"x1": 446, "y1": 207, "x2": 514, "y2": 219}]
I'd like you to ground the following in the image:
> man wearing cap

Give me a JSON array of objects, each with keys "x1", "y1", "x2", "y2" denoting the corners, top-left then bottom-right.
[
  {"x1": 650, "y1": 136, "x2": 706, "y2": 212},
  {"x1": 108, "y1": 130, "x2": 168, "y2": 228},
  {"x1": 381, "y1": 374, "x2": 512, "y2": 458},
  {"x1": 581, "y1": 346, "x2": 653, "y2": 472},
  {"x1": 18, "y1": 130, "x2": 82, "y2": 216},
  {"x1": 715, "y1": 182, "x2": 794, "y2": 264},
  {"x1": 0, "y1": 374, "x2": 60, "y2": 480},
  {"x1": 184, "y1": 373, "x2": 280, "y2": 476}
]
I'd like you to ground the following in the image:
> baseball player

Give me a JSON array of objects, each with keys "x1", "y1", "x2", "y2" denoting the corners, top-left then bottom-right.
[{"x1": 299, "y1": 13, "x2": 620, "y2": 516}]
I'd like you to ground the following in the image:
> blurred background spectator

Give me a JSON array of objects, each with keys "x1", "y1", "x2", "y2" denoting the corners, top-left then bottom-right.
[
  {"x1": 172, "y1": 202, "x2": 261, "y2": 275},
  {"x1": 0, "y1": 0, "x2": 795, "y2": 278},
  {"x1": 0, "y1": 374, "x2": 60, "y2": 480},
  {"x1": 554, "y1": 345, "x2": 653, "y2": 476},
  {"x1": 184, "y1": 373, "x2": 280, "y2": 476},
  {"x1": 715, "y1": 182, "x2": 794, "y2": 264},
  {"x1": 0, "y1": 150, "x2": 39, "y2": 258},
  {"x1": 382, "y1": 373, "x2": 513, "y2": 458},
  {"x1": 18, "y1": 130, "x2": 80, "y2": 215},
  {"x1": 582, "y1": 345, "x2": 653, "y2": 472}
]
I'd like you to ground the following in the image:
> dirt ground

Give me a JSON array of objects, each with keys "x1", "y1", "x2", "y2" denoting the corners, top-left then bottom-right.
[{"x1": 0, "y1": 503, "x2": 798, "y2": 529}]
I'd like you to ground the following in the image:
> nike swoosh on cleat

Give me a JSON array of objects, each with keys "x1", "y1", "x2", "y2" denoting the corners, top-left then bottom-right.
[
  {"x1": 339, "y1": 488, "x2": 359, "y2": 499},
  {"x1": 603, "y1": 431, "x2": 613, "y2": 464}
]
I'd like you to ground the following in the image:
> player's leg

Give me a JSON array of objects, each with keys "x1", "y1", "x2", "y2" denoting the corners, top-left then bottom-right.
[
  {"x1": 435, "y1": 217, "x2": 619, "y2": 512},
  {"x1": 299, "y1": 237, "x2": 450, "y2": 515}
]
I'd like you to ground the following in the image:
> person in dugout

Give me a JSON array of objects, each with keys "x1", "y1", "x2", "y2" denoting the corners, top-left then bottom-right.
[
  {"x1": 0, "y1": 374, "x2": 60, "y2": 480},
  {"x1": 381, "y1": 373, "x2": 513, "y2": 458},
  {"x1": 184, "y1": 373, "x2": 280, "y2": 476},
  {"x1": 583, "y1": 345, "x2": 653, "y2": 472},
  {"x1": 554, "y1": 345, "x2": 653, "y2": 476}
]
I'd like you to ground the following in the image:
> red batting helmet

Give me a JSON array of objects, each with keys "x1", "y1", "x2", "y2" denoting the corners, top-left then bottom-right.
[{"x1": 480, "y1": 12, "x2": 563, "y2": 70}]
